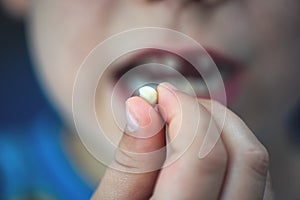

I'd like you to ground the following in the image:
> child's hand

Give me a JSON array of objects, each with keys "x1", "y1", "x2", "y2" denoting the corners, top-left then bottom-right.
[{"x1": 92, "y1": 83, "x2": 272, "y2": 200}]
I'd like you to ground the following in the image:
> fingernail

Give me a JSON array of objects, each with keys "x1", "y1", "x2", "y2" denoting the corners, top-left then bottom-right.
[
  {"x1": 125, "y1": 101, "x2": 139, "y2": 132},
  {"x1": 161, "y1": 82, "x2": 178, "y2": 91}
]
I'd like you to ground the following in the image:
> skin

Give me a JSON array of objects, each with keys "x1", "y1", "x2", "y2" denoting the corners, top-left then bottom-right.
[
  {"x1": 93, "y1": 83, "x2": 271, "y2": 199},
  {"x1": 4, "y1": 0, "x2": 300, "y2": 198}
]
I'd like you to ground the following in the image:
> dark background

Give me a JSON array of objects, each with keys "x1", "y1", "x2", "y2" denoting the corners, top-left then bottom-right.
[{"x1": 0, "y1": 8, "x2": 53, "y2": 129}]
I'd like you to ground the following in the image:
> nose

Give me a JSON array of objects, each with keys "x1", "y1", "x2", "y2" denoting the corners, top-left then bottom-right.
[{"x1": 141, "y1": 0, "x2": 224, "y2": 31}]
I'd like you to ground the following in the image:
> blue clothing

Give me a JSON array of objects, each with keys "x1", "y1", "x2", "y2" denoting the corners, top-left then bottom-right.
[
  {"x1": 0, "y1": 13, "x2": 95, "y2": 199},
  {"x1": 0, "y1": 113, "x2": 94, "y2": 199}
]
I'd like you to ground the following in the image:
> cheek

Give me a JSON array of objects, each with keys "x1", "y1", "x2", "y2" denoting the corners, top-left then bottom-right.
[
  {"x1": 179, "y1": 2, "x2": 257, "y2": 65},
  {"x1": 227, "y1": 1, "x2": 300, "y2": 131},
  {"x1": 247, "y1": 0, "x2": 300, "y2": 54},
  {"x1": 27, "y1": 1, "x2": 118, "y2": 120}
]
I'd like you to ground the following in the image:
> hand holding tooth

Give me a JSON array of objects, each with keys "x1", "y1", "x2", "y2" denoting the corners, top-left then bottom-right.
[{"x1": 93, "y1": 82, "x2": 272, "y2": 200}]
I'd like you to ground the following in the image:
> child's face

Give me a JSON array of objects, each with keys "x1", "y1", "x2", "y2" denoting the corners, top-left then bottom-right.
[{"x1": 28, "y1": 0, "x2": 300, "y2": 135}]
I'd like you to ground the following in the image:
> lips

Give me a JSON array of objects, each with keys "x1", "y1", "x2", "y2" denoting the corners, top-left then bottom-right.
[{"x1": 112, "y1": 48, "x2": 245, "y2": 106}]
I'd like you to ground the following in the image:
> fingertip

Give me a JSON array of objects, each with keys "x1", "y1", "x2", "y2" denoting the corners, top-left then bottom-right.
[
  {"x1": 126, "y1": 96, "x2": 153, "y2": 127},
  {"x1": 157, "y1": 82, "x2": 179, "y2": 106},
  {"x1": 157, "y1": 82, "x2": 180, "y2": 123},
  {"x1": 125, "y1": 96, "x2": 165, "y2": 140}
]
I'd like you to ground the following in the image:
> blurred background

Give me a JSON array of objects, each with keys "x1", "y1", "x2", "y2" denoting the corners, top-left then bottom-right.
[
  {"x1": 0, "y1": 6, "x2": 53, "y2": 129},
  {"x1": 0, "y1": 4, "x2": 95, "y2": 200}
]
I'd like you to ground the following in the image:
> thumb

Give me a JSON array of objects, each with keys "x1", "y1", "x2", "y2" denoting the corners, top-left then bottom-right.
[{"x1": 92, "y1": 96, "x2": 166, "y2": 200}]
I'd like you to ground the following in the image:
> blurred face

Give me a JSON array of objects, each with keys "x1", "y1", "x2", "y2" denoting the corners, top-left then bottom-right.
[{"x1": 27, "y1": 0, "x2": 300, "y2": 139}]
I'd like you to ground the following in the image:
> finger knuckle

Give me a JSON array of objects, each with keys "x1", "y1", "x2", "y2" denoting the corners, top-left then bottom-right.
[
  {"x1": 114, "y1": 148, "x2": 165, "y2": 173},
  {"x1": 113, "y1": 148, "x2": 139, "y2": 171},
  {"x1": 242, "y1": 145, "x2": 270, "y2": 177}
]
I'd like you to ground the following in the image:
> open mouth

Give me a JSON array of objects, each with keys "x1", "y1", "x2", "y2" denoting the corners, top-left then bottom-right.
[{"x1": 112, "y1": 48, "x2": 245, "y2": 105}]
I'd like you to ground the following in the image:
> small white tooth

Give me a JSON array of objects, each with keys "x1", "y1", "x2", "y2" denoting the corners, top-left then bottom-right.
[
  {"x1": 161, "y1": 56, "x2": 182, "y2": 71},
  {"x1": 138, "y1": 86, "x2": 158, "y2": 105}
]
